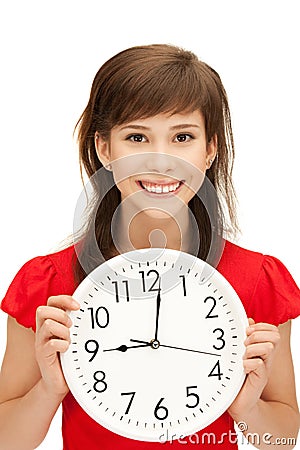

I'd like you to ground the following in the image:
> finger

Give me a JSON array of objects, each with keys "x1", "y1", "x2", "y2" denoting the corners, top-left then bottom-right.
[
  {"x1": 243, "y1": 342, "x2": 274, "y2": 361},
  {"x1": 47, "y1": 295, "x2": 80, "y2": 310},
  {"x1": 36, "y1": 320, "x2": 72, "y2": 360},
  {"x1": 36, "y1": 305, "x2": 72, "y2": 331},
  {"x1": 248, "y1": 318, "x2": 255, "y2": 326},
  {"x1": 245, "y1": 330, "x2": 280, "y2": 346},
  {"x1": 42, "y1": 338, "x2": 70, "y2": 355},
  {"x1": 243, "y1": 357, "x2": 267, "y2": 376},
  {"x1": 246, "y1": 322, "x2": 278, "y2": 335},
  {"x1": 37, "y1": 319, "x2": 71, "y2": 344}
]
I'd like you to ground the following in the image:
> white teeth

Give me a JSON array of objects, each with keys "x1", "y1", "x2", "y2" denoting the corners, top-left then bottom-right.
[{"x1": 141, "y1": 181, "x2": 180, "y2": 194}]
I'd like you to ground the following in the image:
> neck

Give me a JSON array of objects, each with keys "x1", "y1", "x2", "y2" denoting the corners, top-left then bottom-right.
[{"x1": 112, "y1": 203, "x2": 193, "y2": 255}]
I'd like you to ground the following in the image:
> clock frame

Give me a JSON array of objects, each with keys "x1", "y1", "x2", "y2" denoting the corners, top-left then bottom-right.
[{"x1": 61, "y1": 248, "x2": 248, "y2": 442}]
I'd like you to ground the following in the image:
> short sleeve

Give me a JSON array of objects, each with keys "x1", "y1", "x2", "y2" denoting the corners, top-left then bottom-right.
[
  {"x1": 249, "y1": 255, "x2": 300, "y2": 326},
  {"x1": 1, "y1": 255, "x2": 64, "y2": 331}
]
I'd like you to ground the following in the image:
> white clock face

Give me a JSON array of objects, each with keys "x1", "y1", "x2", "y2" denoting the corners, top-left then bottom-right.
[{"x1": 61, "y1": 248, "x2": 248, "y2": 442}]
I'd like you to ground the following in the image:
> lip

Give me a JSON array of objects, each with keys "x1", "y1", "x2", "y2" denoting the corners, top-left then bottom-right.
[
  {"x1": 139, "y1": 179, "x2": 181, "y2": 185},
  {"x1": 135, "y1": 179, "x2": 184, "y2": 196}
]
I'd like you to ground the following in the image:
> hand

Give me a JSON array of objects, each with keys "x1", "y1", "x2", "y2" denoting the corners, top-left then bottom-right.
[
  {"x1": 154, "y1": 284, "x2": 161, "y2": 341},
  {"x1": 130, "y1": 339, "x2": 220, "y2": 356},
  {"x1": 103, "y1": 342, "x2": 151, "y2": 352},
  {"x1": 35, "y1": 295, "x2": 80, "y2": 398},
  {"x1": 228, "y1": 318, "x2": 280, "y2": 421}
]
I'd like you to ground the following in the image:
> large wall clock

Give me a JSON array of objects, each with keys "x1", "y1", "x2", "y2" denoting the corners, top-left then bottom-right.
[{"x1": 61, "y1": 248, "x2": 248, "y2": 442}]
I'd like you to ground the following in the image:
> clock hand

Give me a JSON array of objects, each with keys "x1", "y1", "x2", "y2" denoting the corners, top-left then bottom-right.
[
  {"x1": 103, "y1": 343, "x2": 151, "y2": 353},
  {"x1": 130, "y1": 339, "x2": 220, "y2": 357},
  {"x1": 130, "y1": 339, "x2": 151, "y2": 345},
  {"x1": 158, "y1": 343, "x2": 221, "y2": 357},
  {"x1": 154, "y1": 283, "x2": 161, "y2": 341}
]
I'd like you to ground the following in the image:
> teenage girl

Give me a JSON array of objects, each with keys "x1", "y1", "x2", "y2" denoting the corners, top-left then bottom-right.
[{"x1": 0, "y1": 44, "x2": 299, "y2": 449}]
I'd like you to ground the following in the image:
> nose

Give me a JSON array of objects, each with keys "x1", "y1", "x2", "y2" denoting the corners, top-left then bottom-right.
[{"x1": 145, "y1": 152, "x2": 176, "y2": 174}]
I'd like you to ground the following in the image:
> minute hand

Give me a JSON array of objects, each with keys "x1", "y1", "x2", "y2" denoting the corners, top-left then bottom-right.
[
  {"x1": 154, "y1": 287, "x2": 161, "y2": 341},
  {"x1": 159, "y1": 343, "x2": 220, "y2": 357},
  {"x1": 130, "y1": 339, "x2": 221, "y2": 357}
]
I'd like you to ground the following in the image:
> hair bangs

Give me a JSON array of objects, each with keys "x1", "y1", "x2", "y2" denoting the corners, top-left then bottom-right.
[{"x1": 104, "y1": 59, "x2": 211, "y2": 129}]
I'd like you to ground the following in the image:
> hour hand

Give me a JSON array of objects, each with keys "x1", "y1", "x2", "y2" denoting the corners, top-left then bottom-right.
[{"x1": 103, "y1": 342, "x2": 151, "y2": 352}]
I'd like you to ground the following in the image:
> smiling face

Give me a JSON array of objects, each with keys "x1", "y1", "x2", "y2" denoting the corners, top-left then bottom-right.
[{"x1": 95, "y1": 110, "x2": 217, "y2": 219}]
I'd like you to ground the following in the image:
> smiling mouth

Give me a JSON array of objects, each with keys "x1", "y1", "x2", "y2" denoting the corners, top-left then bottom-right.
[{"x1": 137, "y1": 180, "x2": 184, "y2": 194}]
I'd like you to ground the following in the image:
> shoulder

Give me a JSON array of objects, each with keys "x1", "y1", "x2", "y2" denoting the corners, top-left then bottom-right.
[
  {"x1": 46, "y1": 245, "x2": 77, "y2": 291},
  {"x1": 16, "y1": 244, "x2": 76, "y2": 293},
  {"x1": 219, "y1": 239, "x2": 264, "y2": 264},
  {"x1": 218, "y1": 239, "x2": 298, "y2": 286},
  {"x1": 218, "y1": 240, "x2": 300, "y2": 325},
  {"x1": 217, "y1": 240, "x2": 265, "y2": 291},
  {"x1": 1, "y1": 245, "x2": 77, "y2": 330}
]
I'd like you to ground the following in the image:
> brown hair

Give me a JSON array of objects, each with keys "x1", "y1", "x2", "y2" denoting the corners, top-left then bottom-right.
[{"x1": 74, "y1": 44, "x2": 238, "y2": 283}]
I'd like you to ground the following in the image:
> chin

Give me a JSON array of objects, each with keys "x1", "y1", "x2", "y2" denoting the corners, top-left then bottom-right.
[
  {"x1": 142, "y1": 209, "x2": 172, "y2": 220},
  {"x1": 119, "y1": 191, "x2": 190, "y2": 222}
]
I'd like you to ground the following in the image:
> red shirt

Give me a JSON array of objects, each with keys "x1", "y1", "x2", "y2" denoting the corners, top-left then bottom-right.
[{"x1": 1, "y1": 240, "x2": 300, "y2": 449}]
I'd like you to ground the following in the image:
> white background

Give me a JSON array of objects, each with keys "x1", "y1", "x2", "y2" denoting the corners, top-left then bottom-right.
[{"x1": 0, "y1": 1, "x2": 299, "y2": 448}]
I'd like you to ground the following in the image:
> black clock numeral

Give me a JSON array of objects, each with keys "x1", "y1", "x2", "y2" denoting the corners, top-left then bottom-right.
[
  {"x1": 208, "y1": 360, "x2": 223, "y2": 381},
  {"x1": 204, "y1": 296, "x2": 218, "y2": 318},
  {"x1": 88, "y1": 307, "x2": 109, "y2": 329},
  {"x1": 121, "y1": 392, "x2": 136, "y2": 414},
  {"x1": 139, "y1": 270, "x2": 160, "y2": 292},
  {"x1": 93, "y1": 370, "x2": 107, "y2": 393},
  {"x1": 85, "y1": 339, "x2": 99, "y2": 362},
  {"x1": 112, "y1": 280, "x2": 130, "y2": 302},
  {"x1": 213, "y1": 328, "x2": 225, "y2": 350},
  {"x1": 185, "y1": 386, "x2": 200, "y2": 408},
  {"x1": 179, "y1": 275, "x2": 187, "y2": 296},
  {"x1": 154, "y1": 397, "x2": 168, "y2": 420}
]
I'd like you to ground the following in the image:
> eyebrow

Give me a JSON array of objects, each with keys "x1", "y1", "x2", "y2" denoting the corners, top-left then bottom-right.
[{"x1": 119, "y1": 124, "x2": 201, "y2": 131}]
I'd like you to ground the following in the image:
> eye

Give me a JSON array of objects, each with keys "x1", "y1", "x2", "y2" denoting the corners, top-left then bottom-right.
[
  {"x1": 175, "y1": 133, "x2": 194, "y2": 143},
  {"x1": 126, "y1": 134, "x2": 147, "y2": 143}
]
